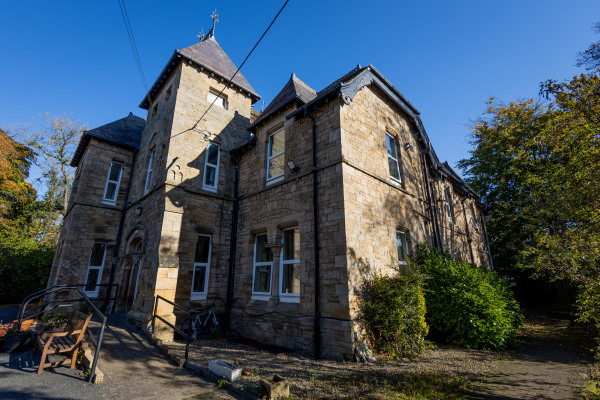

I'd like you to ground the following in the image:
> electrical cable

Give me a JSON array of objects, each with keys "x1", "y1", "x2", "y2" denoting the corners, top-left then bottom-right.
[
  {"x1": 172, "y1": 0, "x2": 291, "y2": 139},
  {"x1": 116, "y1": 0, "x2": 151, "y2": 104}
]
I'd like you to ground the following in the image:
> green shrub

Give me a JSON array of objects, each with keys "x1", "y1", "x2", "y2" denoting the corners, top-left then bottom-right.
[
  {"x1": 359, "y1": 262, "x2": 430, "y2": 358},
  {"x1": 40, "y1": 312, "x2": 69, "y2": 323},
  {"x1": 0, "y1": 235, "x2": 54, "y2": 304},
  {"x1": 418, "y1": 245, "x2": 522, "y2": 350}
]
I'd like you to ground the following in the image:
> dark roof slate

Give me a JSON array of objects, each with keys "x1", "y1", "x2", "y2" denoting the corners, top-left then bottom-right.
[
  {"x1": 140, "y1": 37, "x2": 260, "y2": 109},
  {"x1": 441, "y1": 161, "x2": 478, "y2": 197},
  {"x1": 250, "y1": 73, "x2": 316, "y2": 129},
  {"x1": 71, "y1": 113, "x2": 145, "y2": 167}
]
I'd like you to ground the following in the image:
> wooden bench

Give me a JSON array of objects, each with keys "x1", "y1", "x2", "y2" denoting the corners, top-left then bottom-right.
[{"x1": 33, "y1": 311, "x2": 93, "y2": 374}]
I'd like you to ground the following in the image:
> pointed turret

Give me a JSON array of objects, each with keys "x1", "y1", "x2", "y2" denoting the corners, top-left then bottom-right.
[
  {"x1": 140, "y1": 32, "x2": 260, "y2": 109},
  {"x1": 250, "y1": 73, "x2": 316, "y2": 129}
]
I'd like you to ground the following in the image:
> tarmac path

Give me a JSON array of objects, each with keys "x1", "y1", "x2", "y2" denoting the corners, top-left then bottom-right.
[
  {"x1": 468, "y1": 311, "x2": 595, "y2": 400},
  {"x1": 0, "y1": 308, "x2": 235, "y2": 400}
]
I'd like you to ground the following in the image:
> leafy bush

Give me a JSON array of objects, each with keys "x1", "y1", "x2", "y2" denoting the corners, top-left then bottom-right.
[
  {"x1": 419, "y1": 245, "x2": 522, "y2": 350},
  {"x1": 40, "y1": 312, "x2": 69, "y2": 323},
  {"x1": 359, "y1": 262, "x2": 430, "y2": 358},
  {"x1": 0, "y1": 235, "x2": 54, "y2": 304}
]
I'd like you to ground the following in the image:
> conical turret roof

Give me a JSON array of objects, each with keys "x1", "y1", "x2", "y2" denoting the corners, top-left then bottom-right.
[{"x1": 140, "y1": 37, "x2": 260, "y2": 109}]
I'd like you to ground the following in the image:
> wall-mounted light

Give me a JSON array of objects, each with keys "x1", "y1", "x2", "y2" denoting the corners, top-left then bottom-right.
[
  {"x1": 135, "y1": 206, "x2": 143, "y2": 216},
  {"x1": 287, "y1": 160, "x2": 300, "y2": 172},
  {"x1": 404, "y1": 143, "x2": 414, "y2": 152}
]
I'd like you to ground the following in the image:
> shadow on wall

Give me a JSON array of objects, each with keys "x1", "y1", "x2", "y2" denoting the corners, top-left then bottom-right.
[{"x1": 163, "y1": 111, "x2": 251, "y2": 309}]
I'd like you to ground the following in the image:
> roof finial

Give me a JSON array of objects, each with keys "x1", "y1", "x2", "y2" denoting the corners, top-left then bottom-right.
[
  {"x1": 197, "y1": 28, "x2": 205, "y2": 42},
  {"x1": 210, "y1": 9, "x2": 219, "y2": 37}
]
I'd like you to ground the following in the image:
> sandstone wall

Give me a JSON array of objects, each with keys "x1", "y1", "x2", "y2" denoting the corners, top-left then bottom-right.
[{"x1": 231, "y1": 100, "x2": 352, "y2": 358}]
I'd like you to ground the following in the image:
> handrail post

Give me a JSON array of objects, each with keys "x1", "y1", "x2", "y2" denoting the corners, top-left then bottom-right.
[
  {"x1": 88, "y1": 315, "x2": 106, "y2": 383},
  {"x1": 152, "y1": 295, "x2": 158, "y2": 335}
]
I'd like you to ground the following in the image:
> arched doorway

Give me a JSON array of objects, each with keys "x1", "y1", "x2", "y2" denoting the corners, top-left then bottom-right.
[{"x1": 118, "y1": 237, "x2": 144, "y2": 312}]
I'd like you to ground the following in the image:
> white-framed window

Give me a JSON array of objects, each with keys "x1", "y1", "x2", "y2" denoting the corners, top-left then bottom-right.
[
  {"x1": 386, "y1": 133, "x2": 401, "y2": 185},
  {"x1": 280, "y1": 228, "x2": 300, "y2": 301},
  {"x1": 396, "y1": 230, "x2": 409, "y2": 265},
  {"x1": 267, "y1": 128, "x2": 285, "y2": 184},
  {"x1": 191, "y1": 235, "x2": 211, "y2": 300},
  {"x1": 102, "y1": 162, "x2": 123, "y2": 203},
  {"x1": 84, "y1": 242, "x2": 107, "y2": 297},
  {"x1": 207, "y1": 90, "x2": 227, "y2": 109},
  {"x1": 144, "y1": 149, "x2": 156, "y2": 194},
  {"x1": 202, "y1": 143, "x2": 220, "y2": 192},
  {"x1": 444, "y1": 189, "x2": 454, "y2": 224},
  {"x1": 469, "y1": 203, "x2": 479, "y2": 231},
  {"x1": 252, "y1": 234, "x2": 272, "y2": 300}
]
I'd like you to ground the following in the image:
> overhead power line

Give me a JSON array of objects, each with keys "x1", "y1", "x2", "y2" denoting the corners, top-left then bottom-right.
[
  {"x1": 174, "y1": 0, "x2": 291, "y2": 138},
  {"x1": 116, "y1": 0, "x2": 150, "y2": 103}
]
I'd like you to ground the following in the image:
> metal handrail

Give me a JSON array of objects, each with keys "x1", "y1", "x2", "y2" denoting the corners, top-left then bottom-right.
[
  {"x1": 17, "y1": 285, "x2": 109, "y2": 383},
  {"x1": 151, "y1": 295, "x2": 196, "y2": 361}
]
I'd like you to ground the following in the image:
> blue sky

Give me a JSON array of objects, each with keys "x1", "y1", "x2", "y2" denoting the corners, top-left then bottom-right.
[{"x1": 1, "y1": 1, "x2": 598, "y2": 184}]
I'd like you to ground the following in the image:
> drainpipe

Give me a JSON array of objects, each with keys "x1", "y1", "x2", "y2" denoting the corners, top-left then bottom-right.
[
  {"x1": 308, "y1": 112, "x2": 322, "y2": 360},
  {"x1": 479, "y1": 208, "x2": 494, "y2": 271},
  {"x1": 461, "y1": 198, "x2": 475, "y2": 264},
  {"x1": 422, "y1": 153, "x2": 440, "y2": 250},
  {"x1": 224, "y1": 156, "x2": 241, "y2": 333},
  {"x1": 103, "y1": 149, "x2": 138, "y2": 313}
]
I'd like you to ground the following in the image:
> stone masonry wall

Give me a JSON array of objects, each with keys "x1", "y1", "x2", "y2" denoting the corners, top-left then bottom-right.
[
  {"x1": 339, "y1": 85, "x2": 434, "y2": 339},
  {"x1": 49, "y1": 138, "x2": 135, "y2": 300},
  {"x1": 231, "y1": 99, "x2": 352, "y2": 358}
]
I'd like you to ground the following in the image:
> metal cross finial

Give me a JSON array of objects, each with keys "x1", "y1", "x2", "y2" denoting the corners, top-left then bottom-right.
[
  {"x1": 197, "y1": 28, "x2": 205, "y2": 42},
  {"x1": 211, "y1": 9, "x2": 219, "y2": 32}
]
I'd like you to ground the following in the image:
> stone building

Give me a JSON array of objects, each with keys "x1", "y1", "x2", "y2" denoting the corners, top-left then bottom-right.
[{"x1": 49, "y1": 28, "x2": 492, "y2": 358}]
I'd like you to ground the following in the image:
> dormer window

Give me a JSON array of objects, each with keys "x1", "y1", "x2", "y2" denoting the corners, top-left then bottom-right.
[{"x1": 207, "y1": 90, "x2": 227, "y2": 109}]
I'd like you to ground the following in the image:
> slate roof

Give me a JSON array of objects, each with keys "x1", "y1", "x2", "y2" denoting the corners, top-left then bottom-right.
[
  {"x1": 441, "y1": 161, "x2": 478, "y2": 197},
  {"x1": 250, "y1": 73, "x2": 316, "y2": 129},
  {"x1": 71, "y1": 113, "x2": 145, "y2": 167},
  {"x1": 140, "y1": 37, "x2": 260, "y2": 109}
]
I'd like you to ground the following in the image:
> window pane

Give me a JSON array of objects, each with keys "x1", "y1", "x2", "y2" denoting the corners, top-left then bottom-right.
[
  {"x1": 204, "y1": 166, "x2": 216, "y2": 187},
  {"x1": 89, "y1": 243, "x2": 106, "y2": 267},
  {"x1": 104, "y1": 182, "x2": 117, "y2": 201},
  {"x1": 253, "y1": 265, "x2": 271, "y2": 293},
  {"x1": 269, "y1": 153, "x2": 284, "y2": 179},
  {"x1": 255, "y1": 235, "x2": 272, "y2": 262},
  {"x1": 109, "y1": 163, "x2": 122, "y2": 181},
  {"x1": 194, "y1": 236, "x2": 211, "y2": 263},
  {"x1": 85, "y1": 268, "x2": 99, "y2": 292},
  {"x1": 388, "y1": 158, "x2": 400, "y2": 180},
  {"x1": 207, "y1": 144, "x2": 219, "y2": 165},
  {"x1": 282, "y1": 263, "x2": 300, "y2": 294},
  {"x1": 192, "y1": 265, "x2": 207, "y2": 293},
  {"x1": 386, "y1": 135, "x2": 398, "y2": 159},
  {"x1": 208, "y1": 92, "x2": 226, "y2": 109},
  {"x1": 269, "y1": 130, "x2": 285, "y2": 155},
  {"x1": 283, "y1": 229, "x2": 299, "y2": 260},
  {"x1": 396, "y1": 231, "x2": 407, "y2": 261}
]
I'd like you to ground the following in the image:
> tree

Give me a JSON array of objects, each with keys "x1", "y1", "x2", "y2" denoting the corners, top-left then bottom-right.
[
  {"x1": 15, "y1": 113, "x2": 85, "y2": 217},
  {"x1": 0, "y1": 130, "x2": 55, "y2": 303},
  {"x1": 576, "y1": 22, "x2": 600, "y2": 71},
  {"x1": 458, "y1": 72, "x2": 600, "y2": 335},
  {"x1": 458, "y1": 73, "x2": 600, "y2": 279},
  {"x1": 0, "y1": 129, "x2": 37, "y2": 237},
  {"x1": 13, "y1": 113, "x2": 85, "y2": 245}
]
